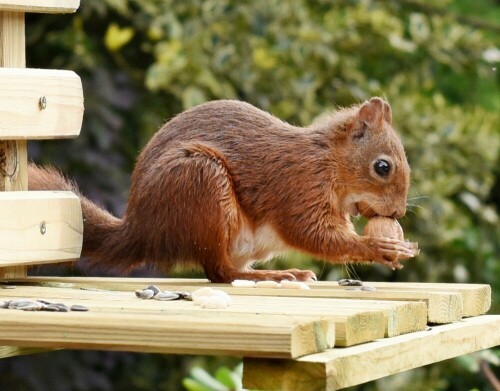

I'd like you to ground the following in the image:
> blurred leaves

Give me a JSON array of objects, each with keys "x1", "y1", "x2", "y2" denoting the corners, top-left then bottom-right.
[
  {"x1": 183, "y1": 364, "x2": 244, "y2": 391},
  {"x1": 104, "y1": 23, "x2": 134, "y2": 52}
]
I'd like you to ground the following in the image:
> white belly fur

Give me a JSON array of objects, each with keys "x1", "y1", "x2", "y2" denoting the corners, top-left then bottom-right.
[{"x1": 230, "y1": 223, "x2": 291, "y2": 271}]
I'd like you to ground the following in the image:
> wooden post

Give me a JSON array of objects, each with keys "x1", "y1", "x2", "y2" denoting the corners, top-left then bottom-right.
[{"x1": 0, "y1": 10, "x2": 27, "y2": 278}]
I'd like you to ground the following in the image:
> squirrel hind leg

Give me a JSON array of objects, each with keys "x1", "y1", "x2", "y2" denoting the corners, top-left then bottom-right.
[{"x1": 161, "y1": 142, "x2": 246, "y2": 282}]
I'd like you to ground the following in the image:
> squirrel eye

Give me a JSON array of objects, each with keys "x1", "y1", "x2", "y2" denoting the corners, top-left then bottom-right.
[{"x1": 374, "y1": 159, "x2": 391, "y2": 177}]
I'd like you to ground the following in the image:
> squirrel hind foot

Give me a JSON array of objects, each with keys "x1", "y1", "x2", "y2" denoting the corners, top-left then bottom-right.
[{"x1": 206, "y1": 268, "x2": 317, "y2": 283}]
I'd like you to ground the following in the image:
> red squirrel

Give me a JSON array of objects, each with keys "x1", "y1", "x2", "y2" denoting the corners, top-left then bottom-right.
[{"x1": 29, "y1": 97, "x2": 416, "y2": 282}]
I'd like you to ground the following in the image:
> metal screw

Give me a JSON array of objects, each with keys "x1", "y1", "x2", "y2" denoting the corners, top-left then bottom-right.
[
  {"x1": 40, "y1": 221, "x2": 46, "y2": 235},
  {"x1": 39, "y1": 96, "x2": 47, "y2": 110}
]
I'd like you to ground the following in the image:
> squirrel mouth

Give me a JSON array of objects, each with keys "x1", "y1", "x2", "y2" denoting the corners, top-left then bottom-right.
[
  {"x1": 345, "y1": 200, "x2": 378, "y2": 218},
  {"x1": 355, "y1": 202, "x2": 378, "y2": 218},
  {"x1": 346, "y1": 202, "x2": 360, "y2": 217}
]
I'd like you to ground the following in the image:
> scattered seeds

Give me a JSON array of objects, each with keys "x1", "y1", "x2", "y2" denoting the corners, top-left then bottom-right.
[
  {"x1": 198, "y1": 295, "x2": 228, "y2": 309},
  {"x1": 191, "y1": 287, "x2": 231, "y2": 307},
  {"x1": 154, "y1": 292, "x2": 180, "y2": 301},
  {"x1": 135, "y1": 288, "x2": 155, "y2": 300},
  {"x1": 255, "y1": 280, "x2": 280, "y2": 288},
  {"x1": 70, "y1": 305, "x2": 89, "y2": 312},
  {"x1": 231, "y1": 280, "x2": 256, "y2": 288},
  {"x1": 338, "y1": 279, "x2": 363, "y2": 286},
  {"x1": 147, "y1": 285, "x2": 161, "y2": 296},
  {"x1": 172, "y1": 291, "x2": 191, "y2": 300},
  {"x1": 191, "y1": 287, "x2": 216, "y2": 302}
]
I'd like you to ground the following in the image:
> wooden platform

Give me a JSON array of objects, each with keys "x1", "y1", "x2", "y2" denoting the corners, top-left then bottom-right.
[{"x1": 0, "y1": 277, "x2": 497, "y2": 390}]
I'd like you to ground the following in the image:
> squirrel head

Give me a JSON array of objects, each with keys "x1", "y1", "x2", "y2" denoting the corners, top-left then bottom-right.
[{"x1": 329, "y1": 97, "x2": 410, "y2": 219}]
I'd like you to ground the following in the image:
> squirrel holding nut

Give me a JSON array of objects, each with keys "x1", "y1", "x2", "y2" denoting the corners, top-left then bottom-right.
[{"x1": 29, "y1": 97, "x2": 418, "y2": 282}]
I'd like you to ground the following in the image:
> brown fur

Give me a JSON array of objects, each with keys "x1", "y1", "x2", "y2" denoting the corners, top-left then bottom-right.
[{"x1": 28, "y1": 98, "x2": 413, "y2": 282}]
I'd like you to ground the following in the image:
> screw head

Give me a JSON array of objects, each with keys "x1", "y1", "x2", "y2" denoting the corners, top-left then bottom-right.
[{"x1": 39, "y1": 96, "x2": 47, "y2": 110}]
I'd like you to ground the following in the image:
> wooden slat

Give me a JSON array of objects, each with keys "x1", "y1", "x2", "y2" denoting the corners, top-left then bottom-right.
[
  {"x1": 0, "y1": 346, "x2": 54, "y2": 358},
  {"x1": 0, "y1": 287, "x2": 335, "y2": 358},
  {"x1": 0, "y1": 0, "x2": 79, "y2": 13},
  {"x1": 0, "y1": 191, "x2": 83, "y2": 266},
  {"x1": 0, "y1": 285, "x2": 385, "y2": 347},
  {"x1": 243, "y1": 315, "x2": 500, "y2": 391},
  {"x1": 0, "y1": 68, "x2": 84, "y2": 139},
  {"x1": 331, "y1": 281, "x2": 491, "y2": 317},
  {"x1": 0, "y1": 10, "x2": 27, "y2": 279},
  {"x1": 20, "y1": 277, "x2": 465, "y2": 324}
]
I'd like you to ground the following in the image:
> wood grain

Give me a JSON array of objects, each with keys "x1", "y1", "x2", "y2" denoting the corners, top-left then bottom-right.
[
  {"x1": 0, "y1": 10, "x2": 27, "y2": 279},
  {"x1": 18, "y1": 277, "x2": 467, "y2": 324},
  {"x1": 243, "y1": 315, "x2": 500, "y2": 391},
  {"x1": 0, "y1": 68, "x2": 84, "y2": 139},
  {"x1": 0, "y1": 191, "x2": 83, "y2": 266},
  {"x1": 0, "y1": 0, "x2": 79, "y2": 14},
  {"x1": 0, "y1": 287, "x2": 335, "y2": 358},
  {"x1": 0, "y1": 285, "x2": 385, "y2": 347}
]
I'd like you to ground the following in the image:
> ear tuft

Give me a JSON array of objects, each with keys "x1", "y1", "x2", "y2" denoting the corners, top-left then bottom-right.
[
  {"x1": 382, "y1": 100, "x2": 392, "y2": 125},
  {"x1": 358, "y1": 97, "x2": 391, "y2": 128}
]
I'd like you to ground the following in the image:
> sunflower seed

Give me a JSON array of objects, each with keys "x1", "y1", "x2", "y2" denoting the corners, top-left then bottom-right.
[
  {"x1": 135, "y1": 288, "x2": 155, "y2": 299},
  {"x1": 361, "y1": 285, "x2": 377, "y2": 291},
  {"x1": 172, "y1": 291, "x2": 191, "y2": 300},
  {"x1": 231, "y1": 280, "x2": 256, "y2": 288},
  {"x1": 147, "y1": 285, "x2": 161, "y2": 296},
  {"x1": 154, "y1": 292, "x2": 180, "y2": 301},
  {"x1": 338, "y1": 279, "x2": 363, "y2": 286},
  {"x1": 255, "y1": 280, "x2": 280, "y2": 288},
  {"x1": 71, "y1": 305, "x2": 89, "y2": 312}
]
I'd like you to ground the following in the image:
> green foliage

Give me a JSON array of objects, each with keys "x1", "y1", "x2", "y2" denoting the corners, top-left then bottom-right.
[
  {"x1": 183, "y1": 364, "x2": 244, "y2": 391},
  {"x1": 16, "y1": 0, "x2": 500, "y2": 390}
]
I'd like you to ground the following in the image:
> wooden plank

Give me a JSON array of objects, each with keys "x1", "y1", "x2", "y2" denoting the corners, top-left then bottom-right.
[
  {"x1": 0, "y1": 285, "x2": 385, "y2": 347},
  {"x1": 0, "y1": 68, "x2": 84, "y2": 139},
  {"x1": 334, "y1": 281, "x2": 491, "y2": 318},
  {"x1": 0, "y1": 0, "x2": 79, "y2": 13},
  {"x1": 0, "y1": 346, "x2": 54, "y2": 358},
  {"x1": 243, "y1": 315, "x2": 500, "y2": 391},
  {"x1": 0, "y1": 10, "x2": 24, "y2": 67},
  {"x1": 0, "y1": 10, "x2": 27, "y2": 279},
  {"x1": 17, "y1": 277, "x2": 464, "y2": 324},
  {"x1": 0, "y1": 308, "x2": 334, "y2": 359},
  {"x1": 0, "y1": 191, "x2": 83, "y2": 266}
]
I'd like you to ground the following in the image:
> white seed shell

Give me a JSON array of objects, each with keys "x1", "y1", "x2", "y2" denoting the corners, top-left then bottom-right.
[
  {"x1": 198, "y1": 296, "x2": 228, "y2": 309},
  {"x1": 280, "y1": 280, "x2": 302, "y2": 289},
  {"x1": 231, "y1": 280, "x2": 256, "y2": 288},
  {"x1": 191, "y1": 287, "x2": 216, "y2": 302},
  {"x1": 255, "y1": 280, "x2": 280, "y2": 288}
]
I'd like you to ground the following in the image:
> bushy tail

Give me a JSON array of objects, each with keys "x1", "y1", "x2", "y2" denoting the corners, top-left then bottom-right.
[{"x1": 28, "y1": 164, "x2": 139, "y2": 272}]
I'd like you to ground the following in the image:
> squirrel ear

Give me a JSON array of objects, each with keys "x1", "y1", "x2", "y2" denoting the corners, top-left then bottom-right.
[
  {"x1": 383, "y1": 100, "x2": 392, "y2": 125},
  {"x1": 358, "y1": 97, "x2": 391, "y2": 128}
]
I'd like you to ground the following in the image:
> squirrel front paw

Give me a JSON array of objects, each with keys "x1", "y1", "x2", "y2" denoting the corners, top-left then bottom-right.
[{"x1": 365, "y1": 237, "x2": 419, "y2": 270}]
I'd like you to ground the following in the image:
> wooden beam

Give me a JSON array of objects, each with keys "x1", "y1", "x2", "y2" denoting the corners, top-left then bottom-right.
[
  {"x1": 323, "y1": 281, "x2": 491, "y2": 318},
  {"x1": 0, "y1": 285, "x2": 386, "y2": 347},
  {"x1": 19, "y1": 277, "x2": 464, "y2": 324},
  {"x1": 243, "y1": 315, "x2": 500, "y2": 391},
  {"x1": 0, "y1": 346, "x2": 54, "y2": 359},
  {"x1": 0, "y1": 0, "x2": 79, "y2": 14},
  {"x1": 0, "y1": 191, "x2": 83, "y2": 266},
  {"x1": 0, "y1": 309, "x2": 334, "y2": 359},
  {"x1": 0, "y1": 9, "x2": 27, "y2": 278},
  {"x1": 0, "y1": 68, "x2": 84, "y2": 139}
]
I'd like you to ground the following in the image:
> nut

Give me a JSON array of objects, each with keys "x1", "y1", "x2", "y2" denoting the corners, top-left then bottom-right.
[{"x1": 363, "y1": 216, "x2": 404, "y2": 240}]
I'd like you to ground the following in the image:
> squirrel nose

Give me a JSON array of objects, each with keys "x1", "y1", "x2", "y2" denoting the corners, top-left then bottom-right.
[{"x1": 391, "y1": 206, "x2": 406, "y2": 219}]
